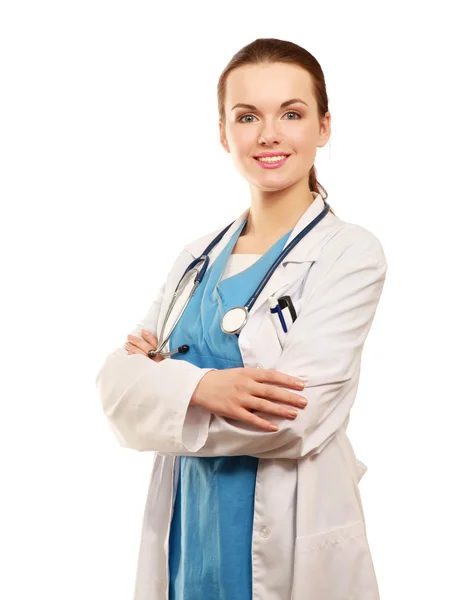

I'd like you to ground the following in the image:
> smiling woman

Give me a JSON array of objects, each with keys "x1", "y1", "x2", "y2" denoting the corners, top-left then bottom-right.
[
  {"x1": 217, "y1": 42, "x2": 336, "y2": 227},
  {"x1": 96, "y1": 37, "x2": 387, "y2": 600}
]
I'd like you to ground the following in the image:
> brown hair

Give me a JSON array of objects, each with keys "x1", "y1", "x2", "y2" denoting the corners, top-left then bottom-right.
[{"x1": 217, "y1": 37, "x2": 334, "y2": 214}]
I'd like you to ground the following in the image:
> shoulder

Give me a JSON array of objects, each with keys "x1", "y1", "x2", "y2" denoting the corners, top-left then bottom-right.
[
  {"x1": 321, "y1": 212, "x2": 387, "y2": 268},
  {"x1": 163, "y1": 223, "x2": 229, "y2": 285},
  {"x1": 295, "y1": 213, "x2": 388, "y2": 312},
  {"x1": 182, "y1": 224, "x2": 229, "y2": 258}
]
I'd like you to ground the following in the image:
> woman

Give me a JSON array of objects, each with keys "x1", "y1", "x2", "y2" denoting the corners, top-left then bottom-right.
[{"x1": 96, "y1": 38, "x2": 387, "y2": 600}]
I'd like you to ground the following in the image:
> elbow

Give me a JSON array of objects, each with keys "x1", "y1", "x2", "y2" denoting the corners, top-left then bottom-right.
[
  {"x1": 297, "y1": 387, "x2": 355, "y2": 458},
  {"x1": 95, "y1": 349, "x2": 149, "y2": 451},
  {"x1": 103, "y1": 404, "x2": 153, "y2": 452},
  {"x1": 282, "y1": 378, "x2": 355, "y2": 459},
  {"x1": 100, "y1": 396, "x2": 137, "y2": 450}
]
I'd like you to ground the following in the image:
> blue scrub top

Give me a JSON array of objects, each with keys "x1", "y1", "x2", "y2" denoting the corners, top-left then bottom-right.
[{"x1": 168, "y1": 220, "x2": 292, "y2": 600}]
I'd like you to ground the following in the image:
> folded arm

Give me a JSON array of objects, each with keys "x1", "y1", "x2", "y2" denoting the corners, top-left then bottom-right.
[
  {"x1": 162, "y1": 243, "x2": 388, "y2": 459},
  {"x1": 97, "y1": 243, "x2": 387, "y2": 459},
  {"x1": 96, "y1": 278, "x2": 215, "y2": 453}
]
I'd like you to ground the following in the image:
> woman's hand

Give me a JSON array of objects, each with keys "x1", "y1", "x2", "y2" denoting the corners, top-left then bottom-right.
[
  {"x1": 124, "y1": 330, "x2": 164, "y2": 363},
  {"x1": 191, "y1": 368, "x2": 308, "y2": 432}
]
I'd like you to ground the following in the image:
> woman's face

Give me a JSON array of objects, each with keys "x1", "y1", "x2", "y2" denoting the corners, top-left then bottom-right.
[{"x1": 219, "y1": 62, "x2": 330, "y2": 192}]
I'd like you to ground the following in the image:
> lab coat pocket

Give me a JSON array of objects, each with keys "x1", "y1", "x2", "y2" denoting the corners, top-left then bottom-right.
[
  {"x1": 292, "y1": 520, "x2": 379, "y2": 600},
  {"x1": 255, "y1": 311, "x2": 286, "y2": 368},
  {"x1": 268, "y1": 307, "x2": 287, "y2": 349}
]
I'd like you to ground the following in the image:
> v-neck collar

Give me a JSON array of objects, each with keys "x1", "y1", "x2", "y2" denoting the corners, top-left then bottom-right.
[{"x1": 216, "y1": 221, "x2": 293, "y2": 285}]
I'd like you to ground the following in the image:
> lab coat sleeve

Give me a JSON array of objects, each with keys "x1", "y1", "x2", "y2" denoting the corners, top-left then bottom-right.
[
  {"x1": 95, "y1": 278, "x2": 215, "y2": 453},
  {"x1": 161, "y1": 243, "x2": 387, "y2": 459}
]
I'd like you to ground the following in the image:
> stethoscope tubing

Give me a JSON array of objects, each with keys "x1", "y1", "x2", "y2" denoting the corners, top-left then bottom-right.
[
  {"x1": 148, "y1": 279, "x2": 200, "y2": 357},
  {"x1": 178, "y1": 221, "x2": 236, "y2": 288},
  {"x1": 150, "y1": 202, "x2": 330, "y2": 355},
  {"x1": 149, "y1": 222, "x2": 236, "y2": 357},
  {"x1": 245, "y1": 201, "x2": 330, "y2": 310}
]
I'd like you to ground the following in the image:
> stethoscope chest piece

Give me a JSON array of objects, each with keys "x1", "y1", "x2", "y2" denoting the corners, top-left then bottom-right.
[
  {"x1": 221, "y1": 306, "x2": 249, "y2": 335},
  {"x1": 148, "y1": 200, "x2": 330, "y2": 357}
]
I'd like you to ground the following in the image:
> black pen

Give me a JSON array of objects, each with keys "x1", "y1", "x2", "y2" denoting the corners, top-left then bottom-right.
[{"x1": 278, "y1": 295, "x2": 297, "y2": 323}]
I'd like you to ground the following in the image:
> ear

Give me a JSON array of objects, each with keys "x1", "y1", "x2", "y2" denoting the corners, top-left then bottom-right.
[
  {"x1": 219, "y1": 120, "x2": 230, "y2": 153},
  {"x1": 317, "y1": 112, "x2": 331, "y2": 149}
]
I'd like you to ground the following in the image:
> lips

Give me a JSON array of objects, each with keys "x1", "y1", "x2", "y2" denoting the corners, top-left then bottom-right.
[
  {"x1": 253, "y1": 155, "x2": 290, "y2": 169},
  {"x1": 253, "y1": 152, "x2": 290, "y2": 158}
]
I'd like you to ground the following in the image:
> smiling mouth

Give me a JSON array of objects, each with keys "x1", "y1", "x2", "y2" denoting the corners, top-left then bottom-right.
[
  {"x1": 253, "y1": 155, "x2": 290, "y2": 168},
  {"x1": 254, "y1": 154, "x2": 290, "y2": 162}
]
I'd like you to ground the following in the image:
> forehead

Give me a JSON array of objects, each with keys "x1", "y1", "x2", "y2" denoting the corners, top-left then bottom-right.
[{"x1": 225, "y1": 62, "x2": 314, "y2": 108}]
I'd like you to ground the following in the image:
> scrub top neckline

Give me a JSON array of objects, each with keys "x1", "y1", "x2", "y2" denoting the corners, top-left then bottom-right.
[
  {"x1": 221, "y1": 221, "x2": 293, "y2": 284},
  {"x1": 229, "y1": 253, "x2": 263, "y2": 257}
]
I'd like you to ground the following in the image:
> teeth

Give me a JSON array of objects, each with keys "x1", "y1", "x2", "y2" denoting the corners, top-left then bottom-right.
[{"x1": 257, "y1": 155, "x2": 287, "y2": 162}]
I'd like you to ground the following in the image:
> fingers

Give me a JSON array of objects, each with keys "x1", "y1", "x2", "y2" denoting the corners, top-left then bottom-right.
[
  {"x1": 140, "y1": 330, "x2": 161, "y2": 359},
  {"x1": 124, "y1": 330, "x2": 163, "y2": 361},
  {"x1": 124, "y1": 330, "x2": 156, "y2": 357},
  {"x1": 250, "y1": 367, "x2": 307, "y2": 391},
  {"x1": 263, "y1": 383, "x2": 307, "y2": 407},
  {"x1": 234, "y1": 407, "x2": 280, "y2": 432},
  {"x1": 125, "y1": 334, "x2": 148, "y2": 355},
  {"x1": 124, "y1": 338, "x2": 146, "y2": 356},
  {"x1": 248, "y1": 395, "x2": 304, "y2": 421},
  {"x1": 140, "y1": 329, "x2": 159, "y2": 345},
  {"x1": 248, "y1": 378, "x2": 307, "y2": 409}
]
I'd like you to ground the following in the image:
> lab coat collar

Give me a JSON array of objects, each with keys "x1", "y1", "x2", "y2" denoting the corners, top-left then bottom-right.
[
  {"x1": 183, "y1": 193, "x2": 336, "y2": 336},
  {"x1": 184, "y1": 192, "x2": 332, "y2": 265}
]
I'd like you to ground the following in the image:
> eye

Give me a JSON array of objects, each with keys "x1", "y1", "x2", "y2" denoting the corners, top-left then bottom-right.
[
  {"x1": 238, "y1": 114, "x2": 257, "y2": 123},
  {"x1": 283, "y1": 111, "x2": 301, "y2": 120},
  {"x1": 238, "y1": 111, "x2": 302, "y2": 123}
]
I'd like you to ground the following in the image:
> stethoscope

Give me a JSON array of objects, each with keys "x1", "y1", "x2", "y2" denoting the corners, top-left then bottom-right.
[{"x1": 147, "y1": 201, "x2": 330, "y2": 358}]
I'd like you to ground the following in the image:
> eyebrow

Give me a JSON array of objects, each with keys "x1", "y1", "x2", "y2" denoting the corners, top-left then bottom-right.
[{"x1": 231, "y1": 98, "x2": 308, "y2": 112}]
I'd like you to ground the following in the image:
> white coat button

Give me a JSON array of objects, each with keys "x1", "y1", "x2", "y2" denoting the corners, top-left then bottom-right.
[
  {"x1": 254, "y1": 363, "x2": 264, "y2": 369},
  {"x1": 260, "y1": 526, "x2": 269, "y2": 538}
]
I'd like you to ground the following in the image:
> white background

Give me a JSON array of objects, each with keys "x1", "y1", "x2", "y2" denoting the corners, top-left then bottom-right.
[{"x1": 1, "y1": 1, "x2": 452, "y2": 598}]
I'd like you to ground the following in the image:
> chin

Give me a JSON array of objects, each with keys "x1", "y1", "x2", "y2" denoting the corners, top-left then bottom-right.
[
  {"x1": 251, "y1": 180, "x2": 293, "y2": 193},
  {"x1": 255, "y1": 172, "x2": 298, "y2": 189}
]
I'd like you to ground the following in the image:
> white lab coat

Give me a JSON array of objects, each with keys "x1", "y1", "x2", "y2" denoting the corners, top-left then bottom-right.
[{"x1": 96, "y1": 192, "x2": 387, "y2": 600}]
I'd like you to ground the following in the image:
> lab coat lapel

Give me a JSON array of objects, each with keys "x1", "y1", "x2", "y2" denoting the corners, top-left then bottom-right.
[
  {"x1": 243, "y1": 194, "x2": 329, "y2": 320},
  {"x1": 183, "y1": 209, "x2": 249, "y2": 264},
  {"x1": 184, "y1": 193, "x2": 327, "y2": 267},
  {"x1": 183, "y1": 193, "x2": 330, "y2": 324}
]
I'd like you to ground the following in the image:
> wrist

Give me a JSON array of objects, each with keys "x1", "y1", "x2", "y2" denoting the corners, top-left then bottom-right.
[{"x1": 190, "y1": 369, "x2": 216, "y2": 407}]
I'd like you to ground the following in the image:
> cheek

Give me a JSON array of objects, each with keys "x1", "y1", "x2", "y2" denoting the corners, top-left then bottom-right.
[
  {"x1": 287, "y1": 121, "x2": 316, "y2": 145},
  {"x1": 226, "y1": 122, "x2": 256, "y2": 147},
  {"x1": 229, "y1": 130, "x2": 254, "y2": 155}
]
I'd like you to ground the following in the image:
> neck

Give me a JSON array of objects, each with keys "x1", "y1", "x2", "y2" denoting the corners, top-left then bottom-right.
[{"x1": 243, "y1": 181, "x2": 315, "y2": 240}]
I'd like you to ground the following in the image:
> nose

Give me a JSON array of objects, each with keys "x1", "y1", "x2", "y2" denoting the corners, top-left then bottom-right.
[
  {"x1": 258, "y1": 128, "x2": 283, "y2": 146},
  {"x1": 258, "y1": 135, "x2": 280, "y2": 146}
]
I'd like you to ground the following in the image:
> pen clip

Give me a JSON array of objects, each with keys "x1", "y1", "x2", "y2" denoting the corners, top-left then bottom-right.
[
  {"x1": 278, "y1": 295, "x2": 297, "y2": 322},
  {"x1": 268, "y1": 297, "x2": 288, "y2": 333}
]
